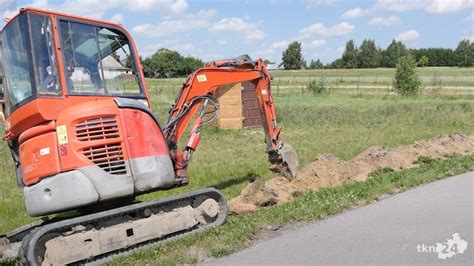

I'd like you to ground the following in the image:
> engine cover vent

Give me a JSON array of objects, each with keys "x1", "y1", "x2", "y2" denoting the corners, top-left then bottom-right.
[
  {"x1": 83, "y1": 143, "x2": 127, "y2": 175},
  {"x1": 76, "y1": 117, "x2": 119, "y2": 142}
]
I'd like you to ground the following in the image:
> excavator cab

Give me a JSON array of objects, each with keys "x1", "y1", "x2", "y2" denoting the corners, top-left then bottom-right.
[
  {"x1": 1, "y1": 8, "x2": 175, "y2": 217},
  {"x1": 2, "y1": 8, "x2": 148, "y2": 118}
]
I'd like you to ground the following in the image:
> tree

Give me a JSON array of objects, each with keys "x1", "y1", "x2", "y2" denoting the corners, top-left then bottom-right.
[
  {"x1": 382, "y1": 39, "x2": 407, "y2": 68},
  {"x1": 341, "y1": 40, "x2": 359, "y2": 68},
  {"x1": 393, "y1": 54, "x2": 422, "y2": 96},
  {"x1": 142, "y1": 57, "x2": 155, "y2": 78},
  {"x1": 125, "y1": 54, "x2": 134, "y2": 69},
  {"x1": 417, "y1": 55, "x2": 429, "y2": 67},
  {"x1": 111, "y1": 51, "x2": 121, "y2": 64},
  {"x1": 309, "y1": 59, "x2": 324, "y2": 69},
  {"x1": 412, "y1": 48, "x2": 456, "y2": 67},
  {"x1": 358, "y1": 39, "x2": 382, "y2": 68},
  {"x1": 141, "y1": 48, "x2": 203, "y2": 78},
  {"x1": 281, "y1": 41, "x2": 304, "y2": 70},
  {"x1": 328, "y1": 58, "x2": 345, "y2": 69},
  {"x1": 455, "y1": 39, "x2": 473, "y2": 67},
  {"x1": 182, "y1": 56, "x2": 204, "y2": 75}
]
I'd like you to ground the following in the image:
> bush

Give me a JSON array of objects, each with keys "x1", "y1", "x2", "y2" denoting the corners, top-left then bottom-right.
[
  {"x1": 307, "y1": 77, "x2": 328, "y2": 95},
  {"x1": 417, "y1": 55, "x2": 429, "y2": 67},
  {"x1": 393, "y1": 54, "x2": 422, "y2": 96}
]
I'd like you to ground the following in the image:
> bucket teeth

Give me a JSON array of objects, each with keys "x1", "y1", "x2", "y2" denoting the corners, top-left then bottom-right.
[{"x1": 270, "y1": 142, "x2": 299, "y2": 180}]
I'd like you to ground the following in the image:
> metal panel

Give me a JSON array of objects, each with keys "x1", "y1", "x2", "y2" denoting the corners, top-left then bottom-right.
[{"x1": 241, "y1": 81, "x2": 262, "y2": 129}]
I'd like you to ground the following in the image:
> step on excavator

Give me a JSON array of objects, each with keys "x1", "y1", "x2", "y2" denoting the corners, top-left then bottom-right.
[{"x1": 0, "y1": 8, "x2": 298, "y2": 265}]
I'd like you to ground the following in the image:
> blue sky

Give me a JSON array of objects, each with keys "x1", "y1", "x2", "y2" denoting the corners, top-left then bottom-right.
[{"x1": 1, "y1": 0, "x2": 473, "y2": 65}]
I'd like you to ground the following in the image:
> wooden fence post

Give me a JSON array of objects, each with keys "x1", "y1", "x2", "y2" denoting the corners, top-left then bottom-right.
[
  {"x1": 357, "y1": 75, "x2": 360, "y2": 95},
  {"x1": 455, "y1": 74, "x2": 458, "y2": 94}
]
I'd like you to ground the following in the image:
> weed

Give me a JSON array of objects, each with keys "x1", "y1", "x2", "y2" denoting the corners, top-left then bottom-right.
[
  {"x1": 306, "y1": 77, "x2": 328, "y2": 95},
  {"x1": 414, "y1": 156, "x2": 437, "y2": 164}
]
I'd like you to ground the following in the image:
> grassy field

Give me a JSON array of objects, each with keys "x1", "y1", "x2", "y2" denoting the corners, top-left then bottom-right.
[
  {"x1": 145, "y1": 67, "x2": 474, "y2": 97},
  {"x1": 0, "y1": 67, "x2": 473, "y2": 263}
]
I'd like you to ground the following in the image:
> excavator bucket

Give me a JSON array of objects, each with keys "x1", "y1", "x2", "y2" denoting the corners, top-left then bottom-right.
[{"x1": 277, "y1": 142, "x2": 299, "y2": 180}]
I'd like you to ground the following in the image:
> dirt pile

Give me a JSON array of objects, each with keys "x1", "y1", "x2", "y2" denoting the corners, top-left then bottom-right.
[{"x1": 229, "y1": 133, "x2": 474, "y2": 214}]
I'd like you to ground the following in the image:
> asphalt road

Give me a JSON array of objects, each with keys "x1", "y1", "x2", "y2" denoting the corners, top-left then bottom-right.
[{"x1": 207, "y1": 171, "x2": 474, "y2": 265}]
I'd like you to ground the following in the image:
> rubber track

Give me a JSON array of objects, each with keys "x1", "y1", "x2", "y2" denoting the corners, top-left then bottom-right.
[{"x1": 19, "y1": 188, "x2": 227, "y2": 265}]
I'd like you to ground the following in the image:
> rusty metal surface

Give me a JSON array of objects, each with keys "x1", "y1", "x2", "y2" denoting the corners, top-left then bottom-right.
[
  {"x1": 241, "y1": 81, "x2": 263, "y2": 129},
  {"x1": 278, "y1": 142, "x2": 299, "y2": 179}
]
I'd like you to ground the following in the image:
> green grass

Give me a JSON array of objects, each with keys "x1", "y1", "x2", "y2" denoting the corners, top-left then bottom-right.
[
  {"x1": 112, "y1": 155, "x2": 474, "y2": 265},
  {"x1": 0, "y1": 67, "x2": 473, "y2": 263},
  {"x1": 143, "y1": 67, "x2": 474, "y2": 96},
  {"x1": 0, "y1": 93, "x2": 473, "y2": 234},
  {"x1": 270, "y1": 67, "x2": 474, "y2": 86}
]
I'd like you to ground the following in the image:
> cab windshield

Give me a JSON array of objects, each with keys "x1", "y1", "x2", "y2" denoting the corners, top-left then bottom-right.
[{"x1": 59, "y1": 20, "x2": 143, "y2": 96}]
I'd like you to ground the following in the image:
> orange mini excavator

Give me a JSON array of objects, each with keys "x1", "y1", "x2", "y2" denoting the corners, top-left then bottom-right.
[{"x1": 0, "y1": 8, "x2": 298, "y2": 265}]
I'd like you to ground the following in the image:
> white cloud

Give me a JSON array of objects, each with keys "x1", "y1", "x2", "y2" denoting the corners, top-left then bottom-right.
[
  {"x1": 2, "y1": 0, "x2": 48, "y2": 19},
  {"x1": 305, "y1": 0, "x2": 337, "y2": 7},
  {"x1": 341, "y1": 0, "x2": 473, "y2": 19},
  {"x1": 209, "y1": 17, "x2": 265, "y2": 40},
  {"x1": 369, "y1": 16, "x2": 400, "y2": 27},
  {"x1": 303, "y1": 39, "x2": 327, "y2": 49},
  {"x1": 2, "y1": 9, "x2": 15, "y2": 19},
  {"x1": 395, "y1": 30, "x2": 420, "y2": 41},
  {"x1": 465, "y1": 11, "x2": 474, "y2": 21},
  {"x1": 246, "y1": 29, "x2": 266, "y2": 40},
  {"x1": 217, "y1": 40, "x2": 228, "y2": 45},
  {"x1": 2, "y1": 0, "x2": 118, "y2": 19},
  {"x1": 299, "y1": 22, "x2": 354, "y2": 38},
  {"x1": 254, "y1": 48, "x2": 277, "y2": 57},
  {"x1": 0, "y1": 0, "x2": 13, "y2": 10},
  {"x1": 52, "y1": 0, "x2": 121, "y2": 19},
  {"x1": 125, "y1": 0, "x2": 189, "y2": 13},
  {"x1": 202, "y1": 53, "x2": 224, "y2": 61},
  {"x1": 425, "y1": 0, "x2": 474, "y2": 14},
  {"x1": 270, "y1": 41, "x2": 290, "y2": 49},
  {"x1": 373, "y1": 0, "x2": 426, "y2": 12},
  {"x1": 341, "y1": 7, "x2": 366, "y2": 19},
  {"x1": 141, "y1": 41, "x2": 195, "y2": 57},
  {"x1": 2, "y1": 0, "x2": 189, "y2": 22},
  {"x1": 110, "y1": 13, "x2": 123, "y2": 24},
  {"x1": 253, "y1": 41, "x2": 291, "y2": 59},
  {"x1": 171, "y1": 43, "x2": 194, "y2": 52},
  {"x1": 132, "y1": 9, "x2": 216, "y2": 37}
]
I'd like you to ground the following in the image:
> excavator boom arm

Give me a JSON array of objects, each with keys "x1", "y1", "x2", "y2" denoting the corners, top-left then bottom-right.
[{"x1": 163, "y1": 58, "x2": 298, "y2": 180}]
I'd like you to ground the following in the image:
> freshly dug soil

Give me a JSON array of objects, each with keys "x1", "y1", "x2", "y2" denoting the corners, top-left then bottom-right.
[{"x1": 229, "y1": 133, "x2": 474, "y2": 214}]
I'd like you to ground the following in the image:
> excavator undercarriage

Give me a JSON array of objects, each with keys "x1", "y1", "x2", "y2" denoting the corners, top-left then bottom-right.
[{"x1": 1, "y1": 188, "x2": 227, "y2": 264}]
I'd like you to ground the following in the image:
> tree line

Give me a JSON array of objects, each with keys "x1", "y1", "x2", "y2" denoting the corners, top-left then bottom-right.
[
  {"x1": 134, "y1": 39, "x2": 472, "y2": 78},
  {"x1": 282, "y1": 39, "x2": 474, "y2": 70}
]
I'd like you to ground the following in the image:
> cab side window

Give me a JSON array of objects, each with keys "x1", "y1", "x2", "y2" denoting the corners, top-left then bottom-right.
[{"x1": 30, "y1": 14, "x2": 60, "y2": 96}]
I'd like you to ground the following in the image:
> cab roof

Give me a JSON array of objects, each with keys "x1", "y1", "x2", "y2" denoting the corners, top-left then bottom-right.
[{"x1": 2, "y1": 7, "x2": 124, "y2": 32}]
